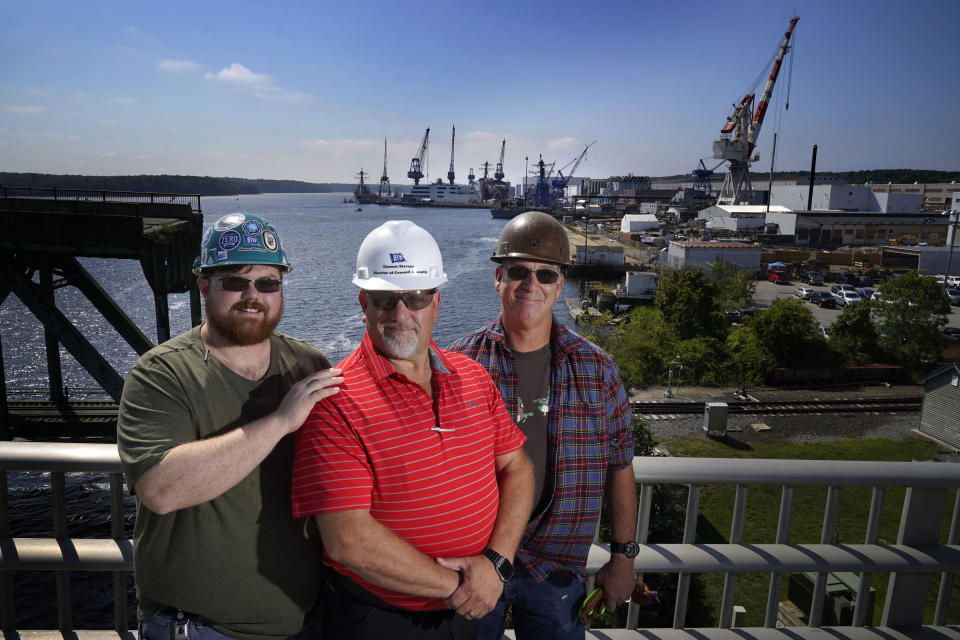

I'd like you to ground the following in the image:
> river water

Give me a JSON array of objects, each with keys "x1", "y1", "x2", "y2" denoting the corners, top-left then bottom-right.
[
  {"x1": 2, "y1": 192, "x2": 580, "y2": 394},
  {"x1": 0, "y1": 193, "x2": 583, "y2": 629}
]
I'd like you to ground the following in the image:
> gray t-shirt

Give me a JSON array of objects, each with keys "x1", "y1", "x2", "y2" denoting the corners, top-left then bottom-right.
[
  {"x1": 118, "y1": 326, "x2": 330, "y2": 639},
  {"x1": 513, "y1": 344, "x2": 552, "y2": 515}
]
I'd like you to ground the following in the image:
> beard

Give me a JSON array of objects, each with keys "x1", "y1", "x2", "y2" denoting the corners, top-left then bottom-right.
[
  {"x1": 206, "y1": 298, "x2": 283, "y2": 346},
  {"x1": 378, "y1": 322, "x2": 421, "y2": 360}
]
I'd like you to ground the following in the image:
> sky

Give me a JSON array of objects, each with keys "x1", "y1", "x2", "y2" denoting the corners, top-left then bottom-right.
[{"x1": 2, "y1": 0, "x2": 958, "y2": 185}]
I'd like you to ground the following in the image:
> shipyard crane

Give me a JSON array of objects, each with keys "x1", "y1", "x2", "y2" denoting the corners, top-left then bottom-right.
[
  {"x1": 692, "y1": 158, "x2": 724, "y2": 196},
  {"x1": 551, "y1": 141, "x2": 595, "y2": 203},
  {"x1": 468, "y1": 167, "x2": 476, "y2": 186},
  {"x1": 447, "y1": 125, "x2": 456, "y2": 185},
  {"x1": 713, "y1": 16, "x2": 798, "y2": 205},
  {"x1": 378, "y1": 138, "x2": 391, "y2": 200},
  {"x1": 407, "y1": 127, "x2": 430, "y2": 185},
  {"x1": 494, "y1": 139, "x2": 506, "y2": 182}
]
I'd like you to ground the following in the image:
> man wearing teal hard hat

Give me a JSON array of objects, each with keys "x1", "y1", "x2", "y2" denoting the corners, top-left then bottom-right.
[{"x1": 118, "y1": 212, "x2": 342, "y2": 640}]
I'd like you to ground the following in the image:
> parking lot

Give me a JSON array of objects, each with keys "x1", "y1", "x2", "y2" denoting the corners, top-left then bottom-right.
[{"x1": 752, "y1": 279, "x2": 960, "y2": 330}]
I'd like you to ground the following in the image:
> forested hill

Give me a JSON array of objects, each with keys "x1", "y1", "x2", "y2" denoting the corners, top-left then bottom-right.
[
  {"x1": 0, "y1": 173, "x2": 354, "y2": 196},
  {"x1": 656, "y1": 169, "x2": 960, "y2": 184}
]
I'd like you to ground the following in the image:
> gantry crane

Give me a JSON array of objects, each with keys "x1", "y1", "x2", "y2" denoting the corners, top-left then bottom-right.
[
  {"x1": 447, "y1": 126, "x2": 456, "y2": 185},
  {"x1": 378, "y1": 138, "x2": 391, "y2": 200},
  {"x1": 692, "y1": 158, "x2": 724, "y2": 196},
  {"x1": 713, "y1": 16, "x2": 799, "y2": 205},
  {"x1": 407, "y1": 127, "x2": 430, "y2": 185}
]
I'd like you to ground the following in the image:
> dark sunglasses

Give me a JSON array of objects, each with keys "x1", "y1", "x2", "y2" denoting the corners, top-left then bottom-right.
[
  {"x1": 365, "y1": 289, "x2": 437, "y2": 311},
  {"x1": 503, "y1": 265, "x2": 561, "y2": 285},
  {"x1": 215, "y1": 276, "x2": 283, "y2": 293}
]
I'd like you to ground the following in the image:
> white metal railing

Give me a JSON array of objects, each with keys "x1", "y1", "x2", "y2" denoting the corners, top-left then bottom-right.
[{"x1": 1, "y1": 443, "x2": 959, "y2": 636}]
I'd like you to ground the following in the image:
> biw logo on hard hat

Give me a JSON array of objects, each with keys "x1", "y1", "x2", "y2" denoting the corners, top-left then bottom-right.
[{"x1": 390, "y1": 252, "x2": 406, "y2": 263}]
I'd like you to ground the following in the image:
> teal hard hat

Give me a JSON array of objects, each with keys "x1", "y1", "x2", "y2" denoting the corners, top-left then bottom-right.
[{"x1": 193, "y1": 213, "x2": 292, "y2": 275}]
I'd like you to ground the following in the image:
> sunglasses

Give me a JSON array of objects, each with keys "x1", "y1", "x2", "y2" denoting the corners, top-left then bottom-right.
[
  {"x1": 215, "y1": 276, "x2": 283, "y2": 293},
  {"x1": 365, "y1": 289, "x2": 437, "y2": 311},
  {"x1": 503, "y1": 265, "x2": 562, "y2": 285}
]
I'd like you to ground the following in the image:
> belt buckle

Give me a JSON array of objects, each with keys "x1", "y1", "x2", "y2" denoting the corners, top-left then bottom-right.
[{"x1": 174, "y1": 611, "x2": 189, "y2": 640}]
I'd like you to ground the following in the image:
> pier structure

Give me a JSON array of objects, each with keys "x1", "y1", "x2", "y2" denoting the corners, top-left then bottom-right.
[{"x1": 0, "y1": 187, "x2": 203, "y2": 439}]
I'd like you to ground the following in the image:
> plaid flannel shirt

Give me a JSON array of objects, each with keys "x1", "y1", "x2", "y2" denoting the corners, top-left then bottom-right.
[{"x1": 448, "y1": 316, "x2": 634, "y2": 580}]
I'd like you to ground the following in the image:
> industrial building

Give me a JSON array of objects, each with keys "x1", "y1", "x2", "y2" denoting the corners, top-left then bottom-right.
[
  {"x1": 666, "y1": 240, "x2": 761, "y2": 274},
  {"x1": 765, "y1": 211, "x2": 951, "y2": 247},
  {"x1": 917, "y1": 362, "x2": 960, "y2": 449}
]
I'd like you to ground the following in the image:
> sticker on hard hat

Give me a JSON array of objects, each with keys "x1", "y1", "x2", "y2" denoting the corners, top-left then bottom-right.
[
  {"x1": 242, "y1": 234, "x2": 262, "y2": 247},
  {"x1": 390, "y1": 252, "x2": 406, "y2": 263},
  {"x1": 243, "y1": 220, "x2": 263, "y2": 234},
  {"x1": 215, "y1": 214, "x2": 246, "y2": 232},
  {"x1": 219, "y1": 230, "x2": 241, "y2": 250},
  {"x1": 263, "y1": 231, "x2": 278, "y2": 251},
  {"x1": 202, "y1": 227, "x2": 213, "y2": 245},
  {"x1": 217, "y1": 251, "x2": 227, "y2": 262}
]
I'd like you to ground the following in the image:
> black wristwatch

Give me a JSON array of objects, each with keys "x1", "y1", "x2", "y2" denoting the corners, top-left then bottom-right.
[
  {"x1": 610, "y1": 540, "x2": 640, "y2": 559},
  {"x1": 482, "y1": 548, "x2": 516, "y2": 583}
]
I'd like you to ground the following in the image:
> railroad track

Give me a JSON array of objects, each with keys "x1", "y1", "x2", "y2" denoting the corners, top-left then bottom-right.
[
  {"x1": 2, "y1": 397, "x2": 925, "y2": 426},
  {"x1": 632, "y1": 397, "x2": 922, "y2": 419}
]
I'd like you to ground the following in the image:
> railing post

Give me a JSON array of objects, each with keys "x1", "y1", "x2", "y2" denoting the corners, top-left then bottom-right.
[
  {"x1": 883, "y1": 487, "x2": 947, "y2": 626},
  {"x1": 51, "y1": 471, "x2": 72, "y2": 632},
  {"x1": 809, "y1": 485, "x2": 840, "y2": 627},
  {"x1": 0, "y1": 471, "x2": 14, "y2": 632},
  {"x1": 764, "y1": 485, "x2": 793, "y2": 626},
  {"x1": 111, "y1": 472, "x2": 129, "y2": 633},
  {"x1": 673, "y1": 485, "x2": 700, "y2": 628},
  {"x1": 719, "y1": 485, "x2": 748, "y2": 628}
]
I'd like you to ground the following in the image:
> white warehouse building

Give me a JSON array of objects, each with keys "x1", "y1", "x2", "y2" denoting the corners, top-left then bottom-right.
[{"x1": 666, "y1": 241, "x2": 762, "y2": 275}]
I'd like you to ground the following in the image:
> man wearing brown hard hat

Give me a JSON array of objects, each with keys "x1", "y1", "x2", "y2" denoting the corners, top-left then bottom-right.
[{"x1": 448, "y1": 211, "x2": 638, "y2": 640}]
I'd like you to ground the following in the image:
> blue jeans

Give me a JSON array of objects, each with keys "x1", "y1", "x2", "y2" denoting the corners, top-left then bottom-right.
[
  {"x1": 139, "y1": 612, "x2": 320, "y2": 640},
  {"x1": 476, "y1": 563, "x2": 586, "y2": 640}
]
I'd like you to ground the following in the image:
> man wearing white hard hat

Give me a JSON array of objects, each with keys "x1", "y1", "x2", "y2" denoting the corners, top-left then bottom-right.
[{"x1": 292, "y1": 220, "x2": 534, "y2": 640}]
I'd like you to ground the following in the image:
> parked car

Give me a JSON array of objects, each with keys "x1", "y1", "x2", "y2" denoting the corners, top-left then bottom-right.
[
  {"x1": 834, "y1": 290, "x2": 863, "y2": 307},
  {"x1": 804, "y1": 271, "x2": 824, "y2": 285},
  {"x1": 939, "y1": 326, "x2": 960, "y2": 341},
  {"x1": 830, "y1": 283, "x2": 856, "y2": 295},
  {"x1": 948, "y1": 275, "x2": 960, "y2": 287},
  {"x1": 768, "y1": 270, "x2": 789, "y2": 284},
  {"x1": 795, "y1": 287, "x2": 816, "y2": 300},
  {"x1": 810, "y1": 291, "x2": 837, "y2": 308},
  {"x1": 819, "y1": 325, "x2": 831, "y2": 340},
  {"x1": 945, "y1": 288, "x2": 960, "y2": 306},
  {"x1": 856, "y1": 288, "x2": 875, "y2": 300},
  {"x1": 856, "y1": 275, "x2": 873, "y2": 287}
]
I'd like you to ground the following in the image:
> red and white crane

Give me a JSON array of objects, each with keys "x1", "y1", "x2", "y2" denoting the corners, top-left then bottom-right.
[{"x1": 714, "y1": 16, "x2": 799, "y2": 205}]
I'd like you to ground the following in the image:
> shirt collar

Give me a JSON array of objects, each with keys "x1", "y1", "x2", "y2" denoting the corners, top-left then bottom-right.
[{"x1": 359, "y1": 332, "x2": 450, "y2": 381}]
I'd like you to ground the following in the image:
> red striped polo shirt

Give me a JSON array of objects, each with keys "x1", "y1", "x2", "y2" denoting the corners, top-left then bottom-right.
[{"x1": 291, "y1": 333, "x2": 525, "y2": 611}]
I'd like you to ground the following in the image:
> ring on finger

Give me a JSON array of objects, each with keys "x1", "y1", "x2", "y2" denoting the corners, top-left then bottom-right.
[{"x1": 467, "y1": 610, "x2": 475, "y2": 620}]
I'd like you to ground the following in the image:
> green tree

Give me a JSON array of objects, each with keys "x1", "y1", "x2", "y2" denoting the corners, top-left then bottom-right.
[
  {"x1": 674, "y1": 336, "x2": 729, "y2": 386},
  {"x1": 830, "y1": 303, "x2": 879, "y2": 364},
  {"x1": 655, "y1": 266, "x2": 726, "y2": 341},
  {"x1": 726, "y1": 325, "x2": 776, "y2": 389},
  {"x1": 871, "y1": 272, "x2": 950, "y2": 375},
  {"x1": 709, "y1": 262, "x2": 757, "y2": 311},
  {"x1": 749, "y1": 298, "x2": 826, "y2": 367},
  {"x1": 599, "y1": 307, "x2": 678, "y2": 387}
]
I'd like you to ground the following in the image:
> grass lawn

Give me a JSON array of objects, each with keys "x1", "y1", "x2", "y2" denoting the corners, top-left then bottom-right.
[{"x1": 653, "y1": 432, "x2": 957, "y2": 626}]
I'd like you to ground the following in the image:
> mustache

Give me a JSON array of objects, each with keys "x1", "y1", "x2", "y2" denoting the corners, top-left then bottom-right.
[
  {"x1": 230, "y1": 300, "x2": 269, "y2": 314},
  {"x1": 382, "y1": 322, "x2": 418, "y2": 332}
]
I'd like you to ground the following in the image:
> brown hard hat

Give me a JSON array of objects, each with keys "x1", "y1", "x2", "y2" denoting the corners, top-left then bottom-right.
[{"x1": 492, "y1": 211, "x2": 570, "y2": 266}]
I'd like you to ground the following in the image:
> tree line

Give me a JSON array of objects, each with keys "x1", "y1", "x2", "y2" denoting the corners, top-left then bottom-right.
[
  {"x1": 585, "y1": 267, "x2": 952, "y2": 389},
  {"x1": 0, "y1": 173, "x2": 355, "y2": 196},
  {"x1": 657, "y1": 169, "x2": 960, "y2": 185}
]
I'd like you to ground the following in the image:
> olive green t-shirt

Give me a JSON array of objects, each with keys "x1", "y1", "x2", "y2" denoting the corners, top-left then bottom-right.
[{"x1": 117, "y1": 326, "x2": 330, "y2": 639}]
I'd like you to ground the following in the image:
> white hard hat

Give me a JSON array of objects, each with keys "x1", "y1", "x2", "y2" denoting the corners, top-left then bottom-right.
[{"x1": 353, "y1": 220, "x2": 448, "y2": 291}]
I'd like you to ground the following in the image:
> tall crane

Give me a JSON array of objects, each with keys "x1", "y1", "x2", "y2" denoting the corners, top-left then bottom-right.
[
  {"x1": 407, "y1": 127, "x2": 430, "y2": 185},
  {"x1": 714, "y1": 16, "x2": 799, "y2": 205},
  {"x1": 447, "y1": 125, "x2": 456, "y2": 185},
  {"x1": 378, "y1": 138, "x2": 391, "y2": 200},
  {"x1": 494, "y1": 139, "x2": 506, "y2": 182},
  {"x1": 551, "y1": 141, "x2": 595, "y2": 203},
  {"x1": 692, "y1": 158, "x2": 724, "y2": 196}
]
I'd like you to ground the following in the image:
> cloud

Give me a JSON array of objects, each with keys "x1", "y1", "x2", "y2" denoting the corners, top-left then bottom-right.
[
  {"x1": 301, "y1": 138, "x2": 381, "y2": 153},
  {"x1": 116, "y1": 97, "x2": 136, "y2": 105},
  {"x1": 547, "y1": 137, "x2": 580, "y2": 151},
  {"x1": 206, "y1": 63, "x2": 310, "y2": 103},
  {"x1": 158, "y1": 59, "x2": 199, "y2": 73},
  {"x1": 4, "y1": 104, "x2": 46, "y2": 114},
  {"x1": 0, "y1": 128, "x2": 79, "y2": 141}
]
